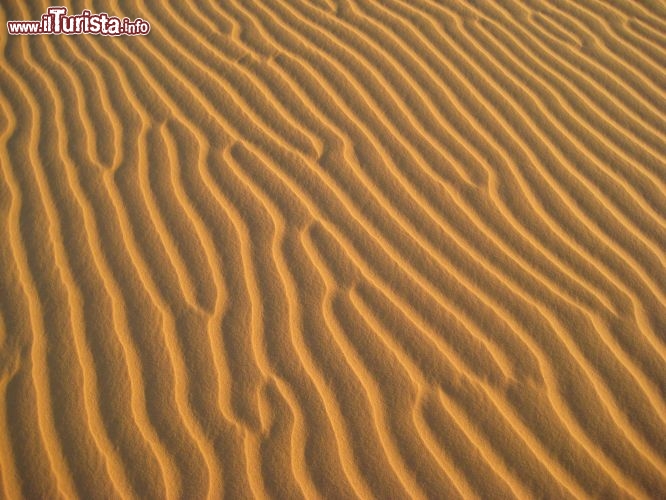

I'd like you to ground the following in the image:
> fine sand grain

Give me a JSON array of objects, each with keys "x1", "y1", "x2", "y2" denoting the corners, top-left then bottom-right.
[{"x1": 1, "y1": 0, "x2": 665, "y2": 498}]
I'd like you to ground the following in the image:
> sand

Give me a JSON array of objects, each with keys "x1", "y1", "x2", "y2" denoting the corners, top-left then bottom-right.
[{"x1": 1, "y1": 0, "x2": 665, "y2": 498}]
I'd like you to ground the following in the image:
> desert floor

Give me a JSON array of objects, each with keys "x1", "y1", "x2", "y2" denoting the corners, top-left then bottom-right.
[{"x1": 1, "y1": 0, "x2": 666, "y2": 498}]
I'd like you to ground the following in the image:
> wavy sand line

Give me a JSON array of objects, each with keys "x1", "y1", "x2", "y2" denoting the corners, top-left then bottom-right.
[
  {"x1": 242, "y1": 140, "x2": 516, "y2": 381},
  {"x1": 352, "y1": 3, "x2": 624, "y2": 314},
  {"x1": 217, "y1": 8, "x2": 660, "y2": 488},
  {"x1": 381, "y1": 0, "x2": 639, "y2": 311},
  {"x1": 464, "y1": 26, "x2": 666, "y2": 306},
  {"x1": 226, "y1": 140, "x2": 520, "y2": 492},
  {"x1": 418, "y1": 8, "x2": 666, "y2": 325},
  {"x1": 303, "y1": 226, "x2": 430, "y2": 499},
  {"x1": 0, "y1": 55, "x2": 79, "y2": 500},
  {"x1": 436, "y1": 388, "x2": 531, "y2": 499},
  {"x1": 234, "y1": 144, "x2": 620, "y2": 497},
  {"x1": 474, "y1": 9, "x2": 666, "y2": 209},
  {"x1": 130, "y1": 1, "x2": 516, "y2": 390},
  {"x1": 226, "y1": 146, "x2": 376, "y2": 499},
  {"x1": 0, "y1": 309, "x2": 21, "y2": 500},
  {"x1": 235, "y1": 183, "x2": 337, "y2": 498},
  {"x1": 551, "y1": 1, "x2": 666, "y2": 94},
  {"x1": 2, "y1": 0, "x2": 666, "y2": 497},
  {"x1": 30, "y1": 39, "x2": 141, "y2": 498},
  {"x1": 57, "y1": 34, "x2": 188, "y2": 499},
  {"x1": 350, "y1": 284, "x2": 588, "y2": 497}
]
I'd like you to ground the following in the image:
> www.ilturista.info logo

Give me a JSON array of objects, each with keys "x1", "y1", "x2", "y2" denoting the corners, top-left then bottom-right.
[{"x1": 7, "y1": 7, "x2": 150, "y2": 36}]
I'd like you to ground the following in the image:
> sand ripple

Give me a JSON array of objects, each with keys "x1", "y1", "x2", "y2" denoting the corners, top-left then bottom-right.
[{"x1": 1, "y1": 0, "x2": 665, "y2": 498}]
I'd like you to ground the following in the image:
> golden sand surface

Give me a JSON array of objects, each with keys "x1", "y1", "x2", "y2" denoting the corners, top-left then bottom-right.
[{"x1": 1, "y1": 0, "x2": 665, "y2": 498}]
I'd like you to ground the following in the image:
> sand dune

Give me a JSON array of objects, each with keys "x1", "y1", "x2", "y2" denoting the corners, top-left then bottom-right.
[{"x1": 1, "y1": 0, "x2": 665, "y2": 498}]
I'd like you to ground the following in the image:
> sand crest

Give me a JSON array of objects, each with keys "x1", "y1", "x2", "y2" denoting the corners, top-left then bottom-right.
[{"x1": 1, "y1": 0, "x2": 665, "y2": 498}]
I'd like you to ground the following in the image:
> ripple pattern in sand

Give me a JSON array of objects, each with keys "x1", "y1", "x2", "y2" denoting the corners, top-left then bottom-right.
[{"x1": 1, "y1": 0, "x2": 665, "y2": 498}]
